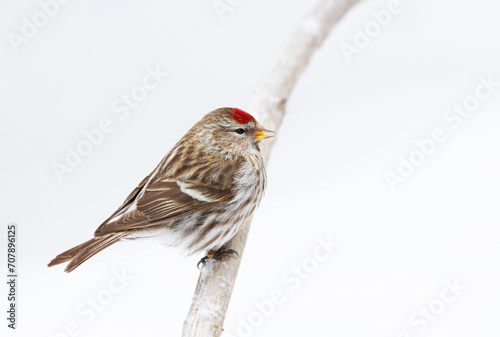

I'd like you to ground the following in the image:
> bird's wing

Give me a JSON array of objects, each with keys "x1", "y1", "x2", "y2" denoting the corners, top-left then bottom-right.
[
  {"x1": 94, "y1": 137, "x2": 245, "y2": 236},
  {"x1": 94, "y1": 177, "x2": 235, "y2": 236},
  {"x1": 96, "y1": 174, "x2": 151, "y2": 228}
]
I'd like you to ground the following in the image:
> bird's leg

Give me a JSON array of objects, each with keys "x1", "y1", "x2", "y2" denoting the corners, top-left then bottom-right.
[{"x1": 197, "y1": 246, "x2": 239, "y2": 269}]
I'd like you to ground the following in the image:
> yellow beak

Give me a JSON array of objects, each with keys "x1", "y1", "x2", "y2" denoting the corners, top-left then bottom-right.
[{"x1": 254, "y1": 128, "x2": 275, "y2": 141}]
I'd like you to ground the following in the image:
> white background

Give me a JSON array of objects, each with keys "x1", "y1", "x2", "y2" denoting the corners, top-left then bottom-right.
[{"x1": 1, "y1": 0, "x2": 500, "y2": 336}]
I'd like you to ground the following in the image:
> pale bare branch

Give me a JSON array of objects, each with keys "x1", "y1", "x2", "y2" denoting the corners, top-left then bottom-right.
[{"x1": 182, "y1": 1, "x2": 359, "y2": 336}]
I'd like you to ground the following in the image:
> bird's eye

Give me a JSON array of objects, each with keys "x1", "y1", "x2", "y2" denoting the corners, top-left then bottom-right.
[{"x1": 235, "y1": 128, "x2": 245, "y2": 134}]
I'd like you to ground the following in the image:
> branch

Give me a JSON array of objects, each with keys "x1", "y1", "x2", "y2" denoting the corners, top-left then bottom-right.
[{"x1": 182, "y1": 1, "x2": 359, "y2": 336}]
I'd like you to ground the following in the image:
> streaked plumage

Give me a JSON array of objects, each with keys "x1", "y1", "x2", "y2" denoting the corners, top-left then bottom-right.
[{"x1": 48, "y1": 107, "x2": 273, "y2": 272}]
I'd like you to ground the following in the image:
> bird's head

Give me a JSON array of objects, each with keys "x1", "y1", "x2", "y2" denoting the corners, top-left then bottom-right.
[{"x1": 198, "y1": 107, "x2": 274, "y2": 156}]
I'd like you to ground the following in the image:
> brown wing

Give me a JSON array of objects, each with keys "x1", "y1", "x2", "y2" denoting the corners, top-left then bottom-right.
[
  {"x1": 94, "y1": 139, "x2": 244, "y2": 236},
  {"x1": 94, "y1": 174, "x2": 150, "y2": 233},
  {"x1": 94, "y1": 178, "x2": 235, "y2": 236}
]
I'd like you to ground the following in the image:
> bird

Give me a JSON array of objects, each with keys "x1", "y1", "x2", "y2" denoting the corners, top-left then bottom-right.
[{"x1": 48, "y1": 107, "x2": 274, "y2": 272}]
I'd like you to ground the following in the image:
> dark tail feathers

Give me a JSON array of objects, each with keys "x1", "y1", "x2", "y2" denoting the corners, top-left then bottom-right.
[{"x1": 48, "y1": 234, "x2": 124, "y2": 273}]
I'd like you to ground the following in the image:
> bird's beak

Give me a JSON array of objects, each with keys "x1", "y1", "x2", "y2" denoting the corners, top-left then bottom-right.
[{"x1": 254, "y1": 126, "x2": 275, "y2": 141}]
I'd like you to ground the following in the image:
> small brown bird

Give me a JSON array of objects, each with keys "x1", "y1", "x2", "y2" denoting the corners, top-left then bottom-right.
[{"x1": 48, "y1": 107, "x2": 274, "y2": 272}]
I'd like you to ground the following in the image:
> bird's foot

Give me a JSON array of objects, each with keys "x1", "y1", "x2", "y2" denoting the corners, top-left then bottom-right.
[{"x1": 197, "y1": 248, "x2": 239, "y2": 269}]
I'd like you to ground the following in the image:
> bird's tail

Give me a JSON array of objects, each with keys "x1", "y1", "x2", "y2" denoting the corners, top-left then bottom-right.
[{"x1": 48, "y1": 234, "x2": 124, "y2": 273}]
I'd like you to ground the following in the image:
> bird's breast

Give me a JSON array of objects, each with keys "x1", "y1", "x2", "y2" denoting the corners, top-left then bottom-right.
[{"x1": 228, "y1": 156, "x2": 266, "y2": 217}]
